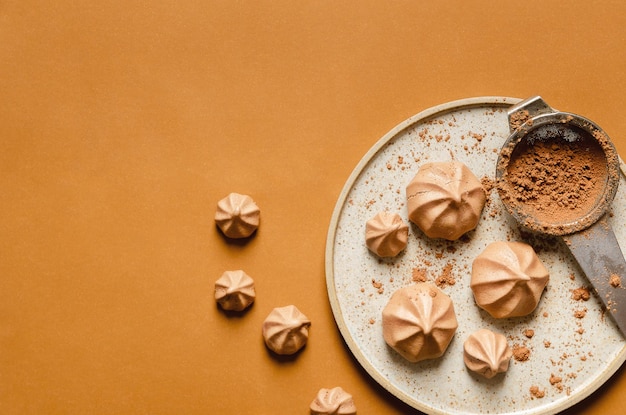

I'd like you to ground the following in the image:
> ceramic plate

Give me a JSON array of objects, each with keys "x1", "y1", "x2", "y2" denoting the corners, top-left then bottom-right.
[{"x1": 325, "y1": 97, "x2": 626, "y2": 415}]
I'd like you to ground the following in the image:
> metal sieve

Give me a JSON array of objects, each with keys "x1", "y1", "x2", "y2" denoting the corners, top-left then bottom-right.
[{"x1": 496, "y1": 96, "x2": 626, "y2": 337}]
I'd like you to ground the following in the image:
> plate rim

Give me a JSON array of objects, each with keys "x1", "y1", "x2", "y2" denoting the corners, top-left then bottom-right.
[{"x1": 324, "y1": 96, "x2": 626, "y2": 415}]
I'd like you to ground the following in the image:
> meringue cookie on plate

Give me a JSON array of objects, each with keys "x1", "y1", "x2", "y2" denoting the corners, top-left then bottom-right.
[
  {"x1": 471, "y1": 241, "x2": 549, "y2": 318},
  {"x1": 365, "y1": 211, "x2": 408, "y2": 257},
  {"x1": 382, "y1": 283, "x2": 458, "y2": 362},
  {"x1": 406, "y1": 160, "x2": 486, "y2": 240},
  {"x1": 463, "y1": 328, "x2": 512, "y2": 379}
]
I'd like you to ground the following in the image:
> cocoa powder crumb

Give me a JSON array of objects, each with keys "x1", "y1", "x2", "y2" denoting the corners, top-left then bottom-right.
[
  {"x1": 574, "y1": 308, "x2": 587, "y2": 319},
  {"x1": 510, "y1": 109, "x2": 531, "y2": 130},
  {"x1": 529, "y1": 385, "x2": 545, "y2": 399},
  {"x1": 480, "y1": 176, "x2": 495, "y2": 193},
  {"x1": 524, "y1": 329, "x2": 535, "y2": 339},
  {"x1": 549, "y1": 374, "x2": 564, "y2": 392},
  {"x1": 549, "y1": 374, "x2": 563, "y2": 385},
  {"x1": 610, "y1": 274, "x2": 622, "y2": 287},
  {"x1": 435, "y1": 263, "x2": 456, "y2": 288},
  {"x1": 513, "y1": 344, "x2": 531, "y2": 361},
  {"x1": 572, "y1": 287, "x2": 590, "y2": 301},
  {"x1": 412, "y1": 267, "x2": 427, "y2": 282},
  {"x1": 371, "y1": 279, "x2": 384, "y2": 294}
]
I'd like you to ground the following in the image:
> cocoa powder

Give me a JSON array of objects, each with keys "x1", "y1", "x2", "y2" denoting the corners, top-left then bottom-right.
[{"x1": 498, "y1": 123, "x2": 609, "y2": 231}]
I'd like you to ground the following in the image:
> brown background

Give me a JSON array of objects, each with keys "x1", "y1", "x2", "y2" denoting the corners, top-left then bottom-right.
[{"x1": 2, "y1": 1, "x2": 626, "y2": 414}]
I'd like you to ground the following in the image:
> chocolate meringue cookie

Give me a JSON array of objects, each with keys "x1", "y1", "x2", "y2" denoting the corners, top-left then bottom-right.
[
  {"x1": 215, "y1": 192, "x2": 260, "y2": 238},
  {"x1": 463, "y1": 329, "x2": 512, "y2": 379},
  {"x1": 214, "y1": 270, "x2": 256, "y2": 311},
  {"x1": 365, "y1": 211, "x2": 408, "y2": 257},
  {"x1": 406, "y1": 160, "x2": 486, "y2": 240},
  {"x1": 262, "y1": 305, "x2": 311, "y2": 355},
  {"x1": 382, "y1": 283, "x2": 458, "y2": 362},
  {"x1": 310, "y1": 386, "x2": 356, "y2": 415},
  {"x1": 471, "y1": 241, "x2": 549, "y2": 318}
]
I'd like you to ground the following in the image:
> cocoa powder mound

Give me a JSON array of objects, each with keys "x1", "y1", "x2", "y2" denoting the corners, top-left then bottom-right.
[
  {"x1": 572, "y1": 286, "x2": 590, "y2": 301},
  {"x1": 435, "y1": 263, "x2": 456, "y2": 288},
  {"x1": 499, "y1": 124, "x2": 608, "y2": 228},
  {"x1": 529, "y1": 385, "x2": 545, "y2": 399},
  {"x1": 513, "y1": 344, "x2": 531, "y2": 361},
  {"x1": 412, "y1": 267, "x2": 428, "y2": 282}
]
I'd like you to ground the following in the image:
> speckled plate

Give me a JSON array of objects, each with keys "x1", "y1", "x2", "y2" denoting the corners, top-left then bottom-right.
[{"x1": 325, "y1": 97, "x2": 626, "y2": 415}]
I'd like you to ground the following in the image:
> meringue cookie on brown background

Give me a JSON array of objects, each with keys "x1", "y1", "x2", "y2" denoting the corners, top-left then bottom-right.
[
  {"x1": 310, "y1": 386, "x2": 357, "y2": 415},
  {"x1": 215, "y1": 192, "x2": 260, "y2": 238},
  {"x1": 262, "y1": 305, "x2": 311, "y2": 355},
  {"x1": 214, "y1": 270, "x2": 256, "y2": 312}
]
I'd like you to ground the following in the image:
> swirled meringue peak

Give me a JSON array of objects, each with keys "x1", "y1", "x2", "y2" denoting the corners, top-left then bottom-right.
[
  {"x1": 365, "y1": 211, "x2": 408, "y2": 257},
  {"x1": 215, "y1": 192, "x2": 260, "y2": 238},
  {"x1": 471, "y1": 241, "x2": 549, "y2": 318},
  {"x1": 309, "y1": 386, "x2": 356, "y2": 415},
  {"x1": 382, "y1": 283, "x2": 458, "y2": 362},
  {"x1": 262, "y1": 305, "x2": 311, "y2": 355},
  {"x1": 406, "y1": 160, "x2": 486, "y2": 240},
  {"x1": 463, "y1": 329, "x2": 512, "y2": 379},
  {"x1": 214, "y1": 270, "x2": 256, "y2": 311}
]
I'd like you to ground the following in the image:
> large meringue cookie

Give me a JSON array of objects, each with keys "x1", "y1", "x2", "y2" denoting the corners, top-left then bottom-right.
[
  {"x1": 215, "y1": 192, "x2": 260, "y2": 238},
  {"x1": 214, "y1": 270, "x2": 256, "y2": 311},
  {"x1": 365, "y1": 211, "x2": 408, "y2": 257},
  {"x1": 262, "y1": 305, "x2": 311, "y2": 355},
  {"x1": 471, "y1": 241, "x2": 549, "y2": 318},
  {"x1": 310, "y1": 387, "x2": 357, "y2": 415},
  {"x1": 406, "y1": 161, "x2": 486, "y2": 240},
  {"x1": 382, "y1": 283, "x2": 458, "y2": 362},
  {"x1": 463, "y1": 329, "x2": 512, "y2": 379}
]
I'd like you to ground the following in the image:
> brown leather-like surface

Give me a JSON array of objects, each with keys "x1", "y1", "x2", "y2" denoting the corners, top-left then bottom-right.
[{"x1": 2, "y1": 2, "x2": 625, "y2": 414}]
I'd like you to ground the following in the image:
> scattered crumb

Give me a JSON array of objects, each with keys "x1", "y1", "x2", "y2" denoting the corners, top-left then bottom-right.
[
  {"x1": 524, "y1": 329, "x2": 535, "y2": 339},
  {"x1": 412, "y1": 267, "x2": 428, "y2": 283},
  {"x1": 610, "y1": 274, "x2": 622, "y2": 288},
  {"x1": 544, "y1": 340, "x2": 552, "y2": 348},
  {"x1": 572, "y1": 287, "x2": 590, "y2": 301},
  {"x1": 513, "y1": 344, "x2": 531, "y2": 361},
  {"x1": 435, "y1": 263, "x2": 456, "y2": 288},
  {"x1": 529, "y1": 385, "x2": 545, "y2": 399},
  {"x1": 574, "y1": 308, "x2": 587, "y2": 319},
  {"x1": 510, "y1": 109, "x2": 531, "y2": 130},
  {"x1": 549, "y1": 374, "x2": 564, "y2": 392},
  {"x1": 371, "y1": 279, "x2": 384, "y2": 294}
]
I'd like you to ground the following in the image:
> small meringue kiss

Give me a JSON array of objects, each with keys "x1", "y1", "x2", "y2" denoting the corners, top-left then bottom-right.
[
  {"x1": 214, "y1": 270, "x2": 256, "y2": 311},
  {"x1": 215, "y1": 192, "x2": 260, "y2": 238},
  {"x1": 310, "y1": 386, "x2": 357, "y2": 415},
  {"x1": 463, "y1": 328, "x2": 512, "y2": 379},
  {"x1": 365, "y1": 211, "x2": 408, "y2": 257}
]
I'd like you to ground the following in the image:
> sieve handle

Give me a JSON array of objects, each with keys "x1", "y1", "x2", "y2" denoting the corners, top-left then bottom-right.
[{"x1": 562, "y1": 218, "x2": 626, "y2": 338}]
